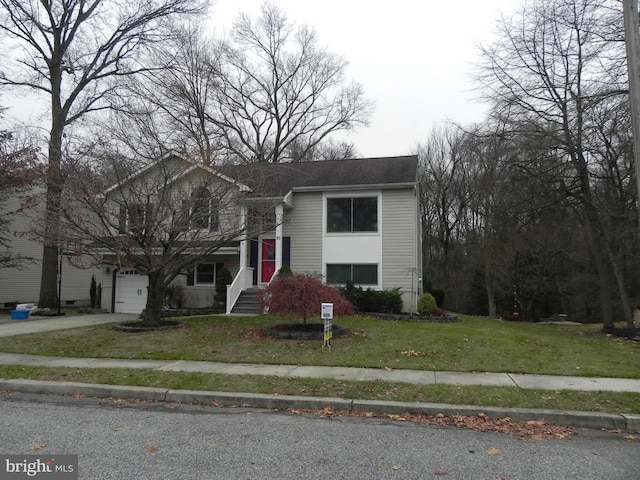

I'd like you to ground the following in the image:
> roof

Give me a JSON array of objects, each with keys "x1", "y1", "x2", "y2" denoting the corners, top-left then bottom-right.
[
  {"x1": 225, "y1": 155, "x2": 419, "y2": 198},
  {"x1": 101, "y1": 154, "x2": 419, "y2": 200}
]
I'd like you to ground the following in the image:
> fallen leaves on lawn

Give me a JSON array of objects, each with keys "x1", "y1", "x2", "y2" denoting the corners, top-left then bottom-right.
[
  {"x1": 401, "y1": 350, "x2": 430, "y2": 357},
  {"x1": 289, "y1": 408, "x2": 575, "y2": 441}
]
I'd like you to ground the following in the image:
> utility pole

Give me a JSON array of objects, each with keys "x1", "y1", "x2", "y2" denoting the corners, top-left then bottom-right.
[{"x1": 623, "y1": 0, "x2": 640, "y2": 228}]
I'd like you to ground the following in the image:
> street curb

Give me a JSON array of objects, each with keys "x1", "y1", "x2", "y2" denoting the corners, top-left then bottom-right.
[{"x1": 0, "y1": 378, "x2": 638, "y2": 432}]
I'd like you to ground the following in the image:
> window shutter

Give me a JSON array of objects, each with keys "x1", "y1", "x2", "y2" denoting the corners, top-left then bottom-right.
[
  {"x1": 283, "y1": 237, "x2": 291, "y2": 267},
  {"x1": 250, "y1": 239, "x2": 259, "y2": 285}
]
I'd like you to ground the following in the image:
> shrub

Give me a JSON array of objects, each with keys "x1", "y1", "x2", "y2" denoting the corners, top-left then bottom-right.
[
  {"x1": 418, "y1": 292, "x2": 437, "y2": 316},
  {"x1": 164, "y1": 283, "x2": 184, "y2": 309},
  {"x1": 215, "y1": 267, "x2": 233, "y2": 306},
  {"x1": 340, "y1": 282, "x2": 403, "y2": 313},
  {"x1": 258, "y1": 273, "x2": 354, "y2": 323},
  {"x1": 278, "y1": 264, "x2": 293, "y2": 276}
]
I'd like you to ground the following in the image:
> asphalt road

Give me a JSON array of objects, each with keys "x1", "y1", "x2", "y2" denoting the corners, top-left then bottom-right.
[{"x1": 0, "y1": 392, "x2": 638, "y2": 480}]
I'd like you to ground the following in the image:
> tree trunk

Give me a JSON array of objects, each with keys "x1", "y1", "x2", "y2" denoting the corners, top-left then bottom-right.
[
  {"x1": 142, "y1": 270, "x2": 165, "y2": 326},
  {"x1": 38, "y1": 100, "x2": 64, "y2": 309},
  {"x1": 605, "y1": 244, "x2": 634, "y2": 331},
  {"x1": 582, "y1": 219, "x2": 615, "y2": 330},
  {"x1": 484, "y1": 255, "x2": 497, "y2": 317}
]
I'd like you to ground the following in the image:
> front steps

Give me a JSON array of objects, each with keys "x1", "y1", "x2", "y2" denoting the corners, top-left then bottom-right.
[{"x1": 231, "y1": 288, "x2": 261, "y2": 315}]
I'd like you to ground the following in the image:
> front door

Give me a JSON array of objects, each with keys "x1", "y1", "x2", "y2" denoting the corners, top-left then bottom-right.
[{"x1": 260, "y1": 238, "x2": 276, "y2": 283}]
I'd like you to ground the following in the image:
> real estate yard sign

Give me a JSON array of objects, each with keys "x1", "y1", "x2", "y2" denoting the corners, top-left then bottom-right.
[{"x1": 321, "y1": 303, "x2": 333, "y2": 350}]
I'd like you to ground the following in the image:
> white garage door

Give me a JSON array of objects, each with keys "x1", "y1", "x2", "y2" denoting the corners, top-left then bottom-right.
[{"x1": 114, "y1": 269, "x2": 148, "y2": 314}]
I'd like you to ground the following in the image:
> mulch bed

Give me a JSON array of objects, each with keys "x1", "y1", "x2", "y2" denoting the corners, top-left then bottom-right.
[
  {"x1": 112, "y1": 320, "x2": 185, "y2": 332},
  {"x1": 261, "y1": 322, "x2": 349, "y2": 340}
]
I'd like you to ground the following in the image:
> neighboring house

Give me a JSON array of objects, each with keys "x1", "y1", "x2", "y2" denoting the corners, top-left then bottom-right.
[
  {"x1": 98, "y1": 154, "x2": 422, "y2": 314},
  {"x1": 0, "y1": 187, "x2": 100, "y2": 309}
]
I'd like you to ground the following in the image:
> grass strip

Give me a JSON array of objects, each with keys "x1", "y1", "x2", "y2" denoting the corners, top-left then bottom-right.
[{"x1": 0, "y1": 365, "x2": 638, "y2": 414}]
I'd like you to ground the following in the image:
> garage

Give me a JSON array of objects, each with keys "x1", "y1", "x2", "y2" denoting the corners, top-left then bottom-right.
[{"x1": 114, "y1": 269, "x2": 148, "y2": 314}]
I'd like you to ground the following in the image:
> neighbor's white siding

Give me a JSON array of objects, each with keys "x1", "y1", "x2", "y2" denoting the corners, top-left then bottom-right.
[{"x1": 0, "y1": 189, "x2": 99, "y2": 307}]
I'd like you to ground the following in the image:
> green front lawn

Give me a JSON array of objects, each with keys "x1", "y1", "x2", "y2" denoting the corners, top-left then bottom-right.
[{"x1": 0, "y1": 314, "x2": 637, "y2": 378}]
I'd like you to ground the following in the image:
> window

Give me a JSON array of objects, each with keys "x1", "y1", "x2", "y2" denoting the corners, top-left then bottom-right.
[
  {"x1": 187, "y1": 263, "x2": 217, "y2": 286},
  {"x1": 118, "y1": 203, "x2": 151, "y2": 234},
  {"x1": 195, "y1": 263, "x2": 215, "y2": 285},
  {"x1": 189, "y1": 188, "x2": 219, "y2": 232},
  {"x1": 326, "y1": 264, "x2": 378, "y2": 285},
  {"x1": 327, "y1": 197, "x2": 377, "y2": 233}
]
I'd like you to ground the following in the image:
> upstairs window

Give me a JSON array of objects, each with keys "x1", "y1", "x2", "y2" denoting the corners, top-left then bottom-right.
[
  {"x1": 327, "y1": 197, "x2": 377, "y2": 233},
  {"x1": 189, "y1": 187, "x2": 219, "y2": 232},
  {"x1": 119, "y1": 203, "x2": 152, "y2": 234}
]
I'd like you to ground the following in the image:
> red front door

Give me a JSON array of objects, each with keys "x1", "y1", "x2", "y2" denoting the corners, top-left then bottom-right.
[{"x1": 260, "y1": 238, "x2": 276, "y2": 283}]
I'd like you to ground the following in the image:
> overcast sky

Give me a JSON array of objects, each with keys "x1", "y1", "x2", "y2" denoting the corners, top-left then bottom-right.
[{"x1": 210, "y1": 0, "x2": 519, "y2": 158}]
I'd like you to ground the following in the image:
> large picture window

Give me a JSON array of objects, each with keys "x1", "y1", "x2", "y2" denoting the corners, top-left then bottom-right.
[
  {"x1": 327, "y1": 196, "x2": 377, "y2": 233},
  {"x1": 326, "y1": 264, "x2": 378, "y2": 285}
]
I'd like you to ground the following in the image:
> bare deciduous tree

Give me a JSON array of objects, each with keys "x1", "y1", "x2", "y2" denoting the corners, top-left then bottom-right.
[
  {"x1": 60, "y1": 150, "x2": 272, "y2": 325},
  {"x1": 0, "y1": 0, "x2": 210, "y2": 308},
  {"x1": 209, "y1": 2, "x2": 373, "y2": 163},
  {"x1": 475, "y1": 0, "x2": 633, "y2": 329}
]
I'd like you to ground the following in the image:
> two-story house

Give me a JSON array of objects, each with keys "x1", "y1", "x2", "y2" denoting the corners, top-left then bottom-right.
[{"x1": 98, "y1": 154, "x2": 422, "y2": 314}]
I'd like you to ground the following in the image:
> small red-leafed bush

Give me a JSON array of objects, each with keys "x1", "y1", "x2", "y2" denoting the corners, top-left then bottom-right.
[{"x1": 258, "y1": 273, "x2": 355, "y2": 323}]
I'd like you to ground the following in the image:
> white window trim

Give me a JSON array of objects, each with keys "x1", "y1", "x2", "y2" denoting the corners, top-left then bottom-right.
[
  {"x1": 323, "y1": 191, "x2": 381, "y2": 236},
  {"x1": 326, "y1": 263, "x2": 380, "y2": 287},
  {"x1": 194, "y1": 263, "x2": 216, "y2": 286}
]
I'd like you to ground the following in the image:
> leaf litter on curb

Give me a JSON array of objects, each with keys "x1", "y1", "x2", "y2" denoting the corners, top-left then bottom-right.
[{"x1": 289, "y1": 407, "x2": 575, "y2": 441}]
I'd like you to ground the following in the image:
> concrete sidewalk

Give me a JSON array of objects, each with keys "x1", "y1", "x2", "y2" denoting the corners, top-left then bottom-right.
[
  {"x1": 0, "y1": 313, "x2": 639, "y2": 431},
  {"x1": 1, "y1": 313, "x2": 639, "y2": 393},
  {"x1": 1, "y1": 351, "x2": 640, "y2": 393}
]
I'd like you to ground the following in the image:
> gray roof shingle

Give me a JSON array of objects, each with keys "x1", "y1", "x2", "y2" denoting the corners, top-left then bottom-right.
[{"x1": 226, "y1": 155, "x2": 418, "y2": 197}]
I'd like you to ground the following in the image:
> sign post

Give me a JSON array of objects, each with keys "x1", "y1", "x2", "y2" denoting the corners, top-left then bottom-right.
[{"x1": 321, "y1": 303, "x2": 333, "y2": 350}]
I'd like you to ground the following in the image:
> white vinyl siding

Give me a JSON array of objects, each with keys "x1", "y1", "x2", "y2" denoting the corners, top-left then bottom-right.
[
  {"x1": 0, "y1": 188, "x2": 99, "y2": 307},
  {"x1": 283, "y1": 192, "x2": 323, "y2": 273},
  {"x1": 381, "y1": 188, "x2": 420, "y2": 310}
]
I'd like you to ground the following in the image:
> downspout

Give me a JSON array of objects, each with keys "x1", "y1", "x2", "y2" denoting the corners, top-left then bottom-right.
[
  {"x1": 111, "y1": 267, "x2": 119, "y2": 313},
  {"x1": 275, "y1": 203, "x2": 284, "y2": 276}
]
